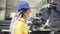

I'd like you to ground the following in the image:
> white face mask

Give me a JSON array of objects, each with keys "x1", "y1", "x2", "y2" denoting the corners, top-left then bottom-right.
[{"x1": 26, "y1": 13, "x2": 32, "y2": 21}]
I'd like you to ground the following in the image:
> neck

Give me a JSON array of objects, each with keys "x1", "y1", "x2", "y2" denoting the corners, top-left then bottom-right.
[{"x1": 22, "y1": 16, "x2": 26, "y2": 21}]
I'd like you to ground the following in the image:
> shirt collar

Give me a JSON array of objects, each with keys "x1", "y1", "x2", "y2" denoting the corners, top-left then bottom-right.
[{"x1": 20, "y1": 18, "x2": 26, "y2": 23}]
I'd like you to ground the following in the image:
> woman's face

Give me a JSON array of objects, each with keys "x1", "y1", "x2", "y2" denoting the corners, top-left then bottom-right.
[
  {"x1": 24, "y1": 9, "x2": 31, "y2": 18},
  {"x1": 24, "y1": 12, "x2": 28, "y2": 18}
]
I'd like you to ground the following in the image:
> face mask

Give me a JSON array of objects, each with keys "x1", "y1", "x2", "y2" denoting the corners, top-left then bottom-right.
[{"x1": 26, "y1": 13, "x2": 32, "y2": 21}]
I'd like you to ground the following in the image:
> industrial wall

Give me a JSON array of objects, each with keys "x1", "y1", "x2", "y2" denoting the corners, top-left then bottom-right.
[{"x1": 0, "y1": 0, "x2": 6, "y2": 20}]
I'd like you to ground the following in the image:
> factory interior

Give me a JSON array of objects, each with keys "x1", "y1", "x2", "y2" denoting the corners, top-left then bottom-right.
[{"x1": 0, "y1": 0, "x2": 60, "y2": 34}]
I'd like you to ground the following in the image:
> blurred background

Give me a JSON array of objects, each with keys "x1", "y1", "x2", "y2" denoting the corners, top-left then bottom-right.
[
  {"x1": 1, "y1": 0, "x2": 60, "y2": 34},
  {"x1": 0, "y1": 0, "x2": 50, "y2": 34},
  {"x1": 0, "y1": 0, "x2": 47, "y2": 21}
]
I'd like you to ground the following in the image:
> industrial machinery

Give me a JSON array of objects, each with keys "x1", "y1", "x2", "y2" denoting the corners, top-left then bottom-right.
[{"x1": 28, "y1": 0, "x2": 60, "y2": 34}]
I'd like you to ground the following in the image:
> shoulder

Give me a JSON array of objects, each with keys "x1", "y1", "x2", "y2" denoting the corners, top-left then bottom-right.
[{"x1": 17, "y1": 20, "x2": 23, "y2": 24}]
